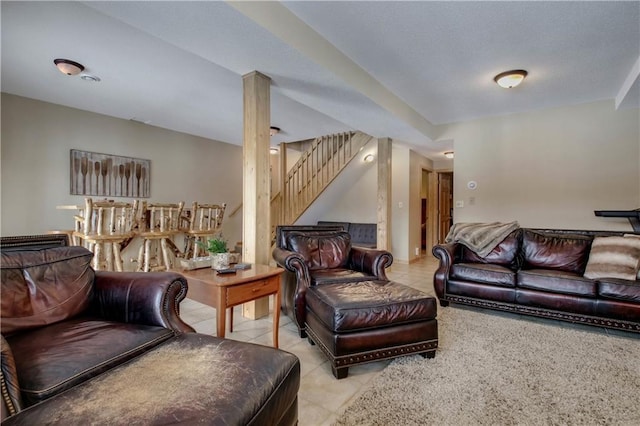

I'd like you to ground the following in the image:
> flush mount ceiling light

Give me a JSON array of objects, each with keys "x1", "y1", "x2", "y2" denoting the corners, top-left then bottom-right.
[
  {"x1": 270, "y1": 126, "x2": 281, "y2": 136},
  {"x1": 444, "y1": 151, "x2": 454, "y2": 159},
  {"x1": 269, "y1": 147, "x2": 279, "y2": 154},
  {"x1": 493, "y1": 70, "x2": 528, "y2": 89},
  {"x1": 363, "y1": 154, "x2": 375, "y2": 163},
  {"x1": 53, "y1": 58, "x2": 85, "y2": 76}
]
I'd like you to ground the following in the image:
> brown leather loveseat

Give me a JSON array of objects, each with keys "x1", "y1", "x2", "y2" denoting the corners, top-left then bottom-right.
[
  {"x1": 433, "y1": 228, "x2": 640, "y2": 333},
  {"x1": 1, "y1": 235, "x2": 300, "y2": 425}
]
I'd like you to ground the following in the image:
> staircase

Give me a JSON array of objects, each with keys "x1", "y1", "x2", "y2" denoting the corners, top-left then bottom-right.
[{"x1": 276, "y1": 131, "x2": 374, "y2": 226}]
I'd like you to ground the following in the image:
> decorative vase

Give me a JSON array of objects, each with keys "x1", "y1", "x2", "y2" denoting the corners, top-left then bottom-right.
[{"x1": 211, "y1": 252, "x2": 230, "y2": 270}]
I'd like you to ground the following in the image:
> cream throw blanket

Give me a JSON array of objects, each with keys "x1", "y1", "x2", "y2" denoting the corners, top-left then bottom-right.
[{"x1": 445, "y1": 221, "x2": 520, "y2": 258}]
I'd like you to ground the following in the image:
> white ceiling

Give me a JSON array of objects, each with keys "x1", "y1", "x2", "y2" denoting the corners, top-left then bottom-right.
[{"x1": 2, "y1": 1, "x2": 639, "y2": 160}]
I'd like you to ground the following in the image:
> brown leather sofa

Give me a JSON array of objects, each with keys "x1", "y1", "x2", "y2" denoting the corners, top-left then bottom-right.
[
  {"x1": 1, "y1": 235, "x2": 300, "y2": 425},
  {"x1": 433, "y1": 228, "x2": 640, "y2": 333},
  {"x1": 272, "y1": 225, "x2": 393, "y2": 337},
  {"x1": 316, "y1": 221, "x2": 377, "y2": 248}
]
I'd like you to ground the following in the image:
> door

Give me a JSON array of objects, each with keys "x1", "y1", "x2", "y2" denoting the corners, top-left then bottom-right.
[{"x1": 438, "y1": 172, "x2": 453, "y2": 243}]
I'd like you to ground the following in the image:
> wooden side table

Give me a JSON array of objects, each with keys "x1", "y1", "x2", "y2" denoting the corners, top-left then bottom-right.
[{"x1": 178, "y1": 265, "x2": 283, "y2": 348}]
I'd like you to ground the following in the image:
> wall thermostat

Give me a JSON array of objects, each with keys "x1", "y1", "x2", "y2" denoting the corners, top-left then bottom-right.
[{"x1": 467, "y1": 180, "x2": 477, "y2": 190}]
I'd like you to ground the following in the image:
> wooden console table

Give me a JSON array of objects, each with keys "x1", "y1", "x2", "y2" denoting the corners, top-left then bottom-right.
[{"x1": 178, "y1": 265, "x2": 283, "y2": 348}]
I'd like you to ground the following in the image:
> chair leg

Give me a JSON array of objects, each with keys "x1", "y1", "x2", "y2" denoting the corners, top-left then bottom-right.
[
  {"x1": 113, "y1": 242, "x2": 123, "y2": 272},
  {"x1": 160, "y1": 238, "x2": 171, "y2": 270},
  {"x1": 137, "y1": 243, "x2": 145, "y2": 272},
  {"x1": 93, "y1": 243, "x2": 102, "y2": 271},
  {"x1": 192, "y1": 237, "x2": 201, "y2": 260},
  {"x1": 143, "y1": 239, "x2": 152, "y2": 272}
]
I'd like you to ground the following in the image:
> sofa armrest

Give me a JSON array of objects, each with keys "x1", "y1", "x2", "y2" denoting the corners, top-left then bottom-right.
[
  {"x1": 348, "y1": 247, "x2": 393, "y2": 280},
  {"x1": 432, "y1": 243, "x2": 457, "y2": 300},
  {"x1": 272, "y1": 247, "x2": 312, "y2": 333},
  {"x1": 273, "y1": 247, "x2": 308, "y2": 275},
  {"x1": 92, "y1": 272, "x2": 195, "y2": 334},
  {"x1": 1, "y1": 334, "x2": 23, "y2": 420}
]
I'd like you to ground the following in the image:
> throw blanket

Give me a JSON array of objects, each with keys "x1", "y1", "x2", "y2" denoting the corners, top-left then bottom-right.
[{"x1": 445, "y1": 221, "x2": 520, "y2": 258}]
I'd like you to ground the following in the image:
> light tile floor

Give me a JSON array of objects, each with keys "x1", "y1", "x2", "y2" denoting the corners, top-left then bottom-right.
[{"x1": 178, "y1": 254, "x2": 439, "y2": 426}]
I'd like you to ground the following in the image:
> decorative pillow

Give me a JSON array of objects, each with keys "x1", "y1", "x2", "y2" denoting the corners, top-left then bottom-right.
[
  {"x1": 624, "y1": 234, "x2": 640, "y2": 279},
  {"x1": 1, "y1": 247, "x2": 95, "y2": 335},
  {"x1": 287, "y1": 231, "x2": 352, "y2": 270},
  {"x1": 583, "y1": 236, "x2": 640, "y2": 281},
  {"x1": 522, "y1": 230, "x2": 592, "y2": 274}
]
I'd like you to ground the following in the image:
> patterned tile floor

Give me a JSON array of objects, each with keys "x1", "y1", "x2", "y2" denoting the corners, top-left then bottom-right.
[{"x1": 178, "y1": 254, "x2": 439, "y2": 426}]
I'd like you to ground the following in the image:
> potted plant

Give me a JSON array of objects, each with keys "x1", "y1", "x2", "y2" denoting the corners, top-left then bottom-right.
[{"x1": 200, "y1": 235, "x2": 230, "y2": 270}]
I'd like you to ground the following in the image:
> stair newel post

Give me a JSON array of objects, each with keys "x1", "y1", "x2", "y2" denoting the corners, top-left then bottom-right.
[{"x1": 279, "y1": 142, "x2": 287, "y2": 225}]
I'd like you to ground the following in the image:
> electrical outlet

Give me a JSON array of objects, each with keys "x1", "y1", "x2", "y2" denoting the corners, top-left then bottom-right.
[{"x1": 415, "y1": 247, "x2": 420, "y2": 256}]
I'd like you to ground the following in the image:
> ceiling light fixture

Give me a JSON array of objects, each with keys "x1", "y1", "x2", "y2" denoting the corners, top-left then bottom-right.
[
  {"x1": 53, "y1": 58, "x2": 85, "y2": 76},
  {"x1": 270, "y1": 147, "x2": 279, "y2": 154},
  {"x1": 493, "y1": 70, "x2": 528, "y2": 89},
  {"x1": 270, "y1": 126, "x2": 281, "y2": 136},
  {"x1": 363, "y1": 154, "x2": 375, "y2": 163},
  {"x1": 444, "y1": 151, "x2": 454, "y2": 159}
]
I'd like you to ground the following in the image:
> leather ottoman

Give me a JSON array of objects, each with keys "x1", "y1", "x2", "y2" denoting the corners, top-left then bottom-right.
[
  {"x1": 3, "y1": 333, "x2": 300, "y2": 425},
  {"x1": 305, "y1": 280, "x2": 438, "y2": 379}
]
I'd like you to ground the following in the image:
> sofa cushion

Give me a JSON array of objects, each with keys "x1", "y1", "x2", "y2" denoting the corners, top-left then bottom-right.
[
  {"x1": 1, "y1": 247, "x2": 95, "y2": 335},
  {"x1": 287, "y1": 232, "x2": 351, "y2": 270},
  {"x1": 522, "y1": 230, "x2": 592, "y2": 274},
  {"x1": 459, "y1": 230, "x2": 520, "y2": 266},
  {"x1": 347, "y1": 223, "x2": 377, "y2": 248},
  {"x1": 1, "y1": 333, "x2": 301, "y2": 426},
  {"x1": 597, "y1": 278, "x2": 640, "y2": 302},
  {"x1": 310, "y1": 269, "x2": 374, "y2": 285},
  {"x1": 624, "y1": 234, "x2": 640, "y2": 279},
  {"x1": 583, "y1": 236, "x2": 640, "y2": 281},
  {"x1": 451, "y1": 263, "x2": 516, "y2": 287},
  {"x1": 517, "y1": 269, "x2": 597, "y2": 297},
  {"x1": 316, "y1": 221, "x2": 350, "y2": 231},
  {"x1": 5, "y1": 317, "x2": 174, "y2": 406},
  {"x1": 305, "y1": 280, "x2": 436, "y2": 332}
]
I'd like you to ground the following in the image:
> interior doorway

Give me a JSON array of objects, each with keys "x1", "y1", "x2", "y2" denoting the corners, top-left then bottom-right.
[
  {"x1": 420, "y1": 170, "x2": 429, "y2": 253},
  {"x1": 438, "y1": 172, "x2": 453, "y2": 243},
  {"x1": 420, "y1": 169, "x2": 454, "y2": 256}
]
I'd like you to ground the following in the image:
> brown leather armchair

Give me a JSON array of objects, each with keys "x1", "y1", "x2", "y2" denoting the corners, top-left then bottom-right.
[
  {"x1": 2, "y1": 235, "x2": 300, "y2": 425},
  {"x1": 1, "y1": 235, "x2": 194, "y2": 419},
  {"x1": 272, "y1": 225, "x2": 393, "y2": 337}
]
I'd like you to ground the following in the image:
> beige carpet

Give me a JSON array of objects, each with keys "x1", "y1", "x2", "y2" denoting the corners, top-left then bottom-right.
[{"x1": 334, "y1": 307, "x2": 640, "y2": 426}]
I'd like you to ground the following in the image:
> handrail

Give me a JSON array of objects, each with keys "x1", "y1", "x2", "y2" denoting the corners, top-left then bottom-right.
[
  {"x1": 232, "y1": 131, "x2": 373, "y2": 241},
  {"x1": 281, "y1": 131, "x2": 373, "y2": 224}
]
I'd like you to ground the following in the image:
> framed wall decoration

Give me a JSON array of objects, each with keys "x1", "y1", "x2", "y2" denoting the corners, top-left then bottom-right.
[{"x1": 70, "y1": 149, "x2": 150, "y2": 198}]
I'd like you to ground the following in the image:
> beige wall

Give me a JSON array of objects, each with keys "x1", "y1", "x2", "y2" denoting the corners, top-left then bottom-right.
[
  {"x1": 3, "y1": 94, "x2": 637, "y2": 265},
  {"x1": 409, "y1": 150, "x2": 434, "y2": 261},
  {"x1": 296, "y1": 139, "x2": 378, "y2": 225},
  {"x1": 323, "y1": 163, "x2": 377, "y2": 223},
  {"x1": 438, "y1": 100, "x2": 640, "y2": 231},
  {"x1": 391, "y1": 145, "x2": 410, "y2": 261},
  {"x1": 1, "y1": 94, "x2": 244, "y2": 245}
]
